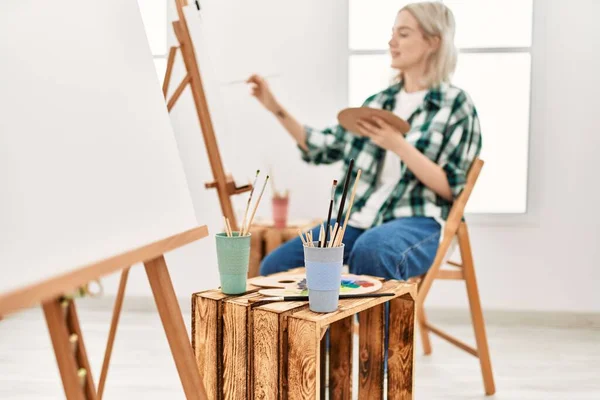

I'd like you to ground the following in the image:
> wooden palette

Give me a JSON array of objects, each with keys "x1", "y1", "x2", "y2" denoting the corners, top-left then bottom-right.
[
  {"x1": 337, "y1": 107, "x2": 410, "y2": 137},
  {"x1": 250, "y1": 273, "x2": 383, "y2": 297}
]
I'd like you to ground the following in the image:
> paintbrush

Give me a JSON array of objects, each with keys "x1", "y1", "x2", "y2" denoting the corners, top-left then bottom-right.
[
  {"x1": 332, "y1": 159, "x2": 354, "y2": 245},
  {"x1": 323, "y1": 179, "x2": 337, "y2": 247},
  {"x1": 240, "y1": 170, "x2": 260, "y2": 236},
  {"x1": 243, "y1": 175, "x2": 270, "y2": 236}
]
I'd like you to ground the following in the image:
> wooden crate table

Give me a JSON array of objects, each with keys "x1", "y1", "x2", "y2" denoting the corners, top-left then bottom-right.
[
  {"x1": 248, "y1": 218, "x2": 321, "y2": 278},
  {"x1": 192, "y1": 273, "x2": 417, "y2": 399}
]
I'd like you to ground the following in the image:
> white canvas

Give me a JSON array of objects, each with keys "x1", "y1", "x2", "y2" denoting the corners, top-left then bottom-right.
[{"x1": 0, "y1": 0, "x2": 198, "y2": 295}]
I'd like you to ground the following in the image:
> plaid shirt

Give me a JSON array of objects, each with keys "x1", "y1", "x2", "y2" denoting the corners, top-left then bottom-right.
[{"x1": 299, "y1": 81, "x2": 482, "y2": 225}]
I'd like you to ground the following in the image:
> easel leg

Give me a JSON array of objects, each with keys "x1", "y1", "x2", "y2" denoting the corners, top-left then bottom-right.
[
  {"x1": 144, "y1": 255, "x2": 208, "y2": 400},
  {"x1": 97, "y1": 267, "x2": 130, "y2": 400},
  {"x1": 458, "y1": 223, "x2": 496, "y2": 395},
  {"x1": 43, "y1": 299, "x2": 87, "y2": 400}
]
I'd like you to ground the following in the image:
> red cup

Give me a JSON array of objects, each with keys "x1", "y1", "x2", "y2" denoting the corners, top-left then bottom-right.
[{"x1": 272, "y1": 196, "x2": 289, "y2": 229}]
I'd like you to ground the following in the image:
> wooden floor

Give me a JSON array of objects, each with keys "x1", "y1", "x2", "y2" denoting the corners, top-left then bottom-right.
[{"x1": 1, "y1": 302, "x2": 599, "y2": 399}]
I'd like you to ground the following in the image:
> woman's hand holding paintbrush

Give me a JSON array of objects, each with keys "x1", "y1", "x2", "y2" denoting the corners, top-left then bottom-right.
[{"x1": 247, "y1": 74, "x2": 309, "y2": 152}]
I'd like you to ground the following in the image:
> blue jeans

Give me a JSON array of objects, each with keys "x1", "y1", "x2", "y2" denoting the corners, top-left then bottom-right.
[{"x1": 260, "y1": 216, "x2": 441, "y2": 280}]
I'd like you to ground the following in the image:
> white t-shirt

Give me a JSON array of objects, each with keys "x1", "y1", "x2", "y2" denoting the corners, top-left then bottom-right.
[{"x1": 349, "y1": 88, "x2": 428, "y2": 229}]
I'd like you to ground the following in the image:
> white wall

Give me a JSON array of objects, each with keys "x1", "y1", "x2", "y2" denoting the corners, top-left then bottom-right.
[{"x1": 103, "y1": 0, "x2": 600, "y2": 313}]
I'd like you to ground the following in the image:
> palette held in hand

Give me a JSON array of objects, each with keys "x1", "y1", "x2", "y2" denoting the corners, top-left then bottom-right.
[{"x1": 251, "y1": 273, "x2": 383, "y2": 297}]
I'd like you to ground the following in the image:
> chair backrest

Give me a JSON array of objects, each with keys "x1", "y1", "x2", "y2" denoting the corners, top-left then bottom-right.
[
  {"x1": 420, "y1": 158, "x2": 484, "y2": 280},
  {"x1": 443, "y1": 158, "x2": 484, "y2": 238}
]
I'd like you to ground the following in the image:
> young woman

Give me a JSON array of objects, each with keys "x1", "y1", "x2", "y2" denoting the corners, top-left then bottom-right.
[{"x1": 248, "y1": 2, "x2": 481, "y2": 281}]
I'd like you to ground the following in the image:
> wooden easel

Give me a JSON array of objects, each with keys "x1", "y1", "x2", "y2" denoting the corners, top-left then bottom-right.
[
  {"x1": 163, "y1": 0, "x2": 252, "y2": 232},
  {"x1": 94, "y1": 2, "x2": 257, "y2": 392},
  {"x1": 0, "y1": 226, "x2": 210, "y2": 400},
  {"x1": 98, "y1": 0, "x2": 264, "y2": 399}
]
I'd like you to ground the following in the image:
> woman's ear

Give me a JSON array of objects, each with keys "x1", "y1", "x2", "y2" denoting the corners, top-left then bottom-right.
[{"x1": 428, "y1": 35, "x2": 441, "y2": 54}]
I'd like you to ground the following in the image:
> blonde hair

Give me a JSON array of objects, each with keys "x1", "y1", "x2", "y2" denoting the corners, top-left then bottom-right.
[{"x1": 399, "y1": 2, "x2": 458, "y2": 87}]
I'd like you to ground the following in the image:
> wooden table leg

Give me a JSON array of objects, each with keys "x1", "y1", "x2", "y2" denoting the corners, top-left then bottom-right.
[
  {"x1": 145, "y1": 255, "x2": 208, "y2": 400},
  {"x1": 329, "y1": 316, "x2": 353, "y2": 399},
  {"x1": 388, "y1": 294, "x2": 416, "y2": 400},
  {"x1": 358, "y1": 304, "x2": 385, "y2": 400},
  {"x1": 288, "y1": 318, "x2": 320, "y2": 399}
]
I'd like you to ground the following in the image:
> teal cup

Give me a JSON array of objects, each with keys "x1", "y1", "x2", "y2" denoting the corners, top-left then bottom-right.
[
  {"x1": 215, "y1": 232, "x2": 251, "y2": 294},
  {"x1": 304, "y1": 242, "x2": 344, "y2": 313}
]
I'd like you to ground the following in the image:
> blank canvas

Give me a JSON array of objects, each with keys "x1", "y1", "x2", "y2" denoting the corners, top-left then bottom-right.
[{"x1": 0, "y1": 0, "x2": 197, "y2": 295}]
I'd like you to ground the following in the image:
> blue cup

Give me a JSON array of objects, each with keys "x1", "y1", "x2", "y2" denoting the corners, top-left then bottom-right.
[{"x1": 304, "y1": 242, "x2": 344, "y2": 313}]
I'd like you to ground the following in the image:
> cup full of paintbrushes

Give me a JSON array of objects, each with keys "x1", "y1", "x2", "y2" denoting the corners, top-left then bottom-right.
[
  {"x1": 215, "y1": 231, "x2": 251, "y2": 294},
  {"x1": 302, "y1": 238, "x2": 344, "y2": 313},
  {"x1": 217, "y1": 170, "x2": 269, "y2": 294},
  {"x1": 300, "y1": 159, "x2": 363, "y2": 312}
]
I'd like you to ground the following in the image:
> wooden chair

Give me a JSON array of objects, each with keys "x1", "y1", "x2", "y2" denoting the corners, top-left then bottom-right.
[{"x1": 416, "y1": 158, "x2": 496, "y2": 395}]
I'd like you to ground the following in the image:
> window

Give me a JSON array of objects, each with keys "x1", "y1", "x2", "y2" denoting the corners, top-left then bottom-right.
[
  {"x1": 137, "y1": 0, "x2": 168, "y2": 84},
  {"x1": 349, "y1": 0, "x2": 533, "y2": 213}
]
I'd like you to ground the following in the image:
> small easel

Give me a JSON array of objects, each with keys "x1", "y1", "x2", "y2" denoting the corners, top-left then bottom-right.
[
  {"x1": 0, "y1": 227, "x2": 210, "y2": 400},
  {"x1": 163, "y1": 0, "x2": 252, "y2": 232}
]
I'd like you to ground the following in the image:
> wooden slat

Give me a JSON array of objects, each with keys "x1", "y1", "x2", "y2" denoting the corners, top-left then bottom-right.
[
  {"x1": 264, "y1": 229, "x2": 285, "y2": 255},
  {"x1": 289, "y1": 281, "x2": 415, "y2": 326},
  {"x1": 435, "y1": 269, "x2": 464, "y2": 280},
  {"x1": 223, "y1": 301, "x2": 251, "y2": 400},
  {"x1": 192, "y1": 291, "x2": 226, "y2": 399},
  {"x1": 248, "y1": 226, "x2": 267, "y2": 278},
  {"x1": 388, "y1": 294, "x2": 415, "y2": 400},
  {"x1": 253, "y1": 309, "x2": 279, "y2": 400},
  {"x1": 167, "y1": 74, "x2": 191, "y2": 111},
  {"x1": 0, "y1": 225, "x2": 209, "y2": 316},
  {"x1": 288, "y1": 318, "x2": 319, "y2": 399},
  {"x1": 43, "y1": 299, "x2": 86, "y2": 400},
  {"x1": 145, "y1": 256, "x2": 208, "y2": 400},
  {"x1": 253, "y1": 299, "x2": 309, "y2": 398},
  {"x1": 446, "y1": 260, "x2": 462, "y2": 268},
  {"x1": 162, "y1": 46, "x2": 178, "y2": 97},
  {"x1": 329, "y1": 316, "x2": 353, "y2": 399},
  {"x1": 358, "y1": 304, "x2": 385, "y2": 400},
  {"x1": 424, "y1": 323, "x2": 478, "y2": 357}
]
